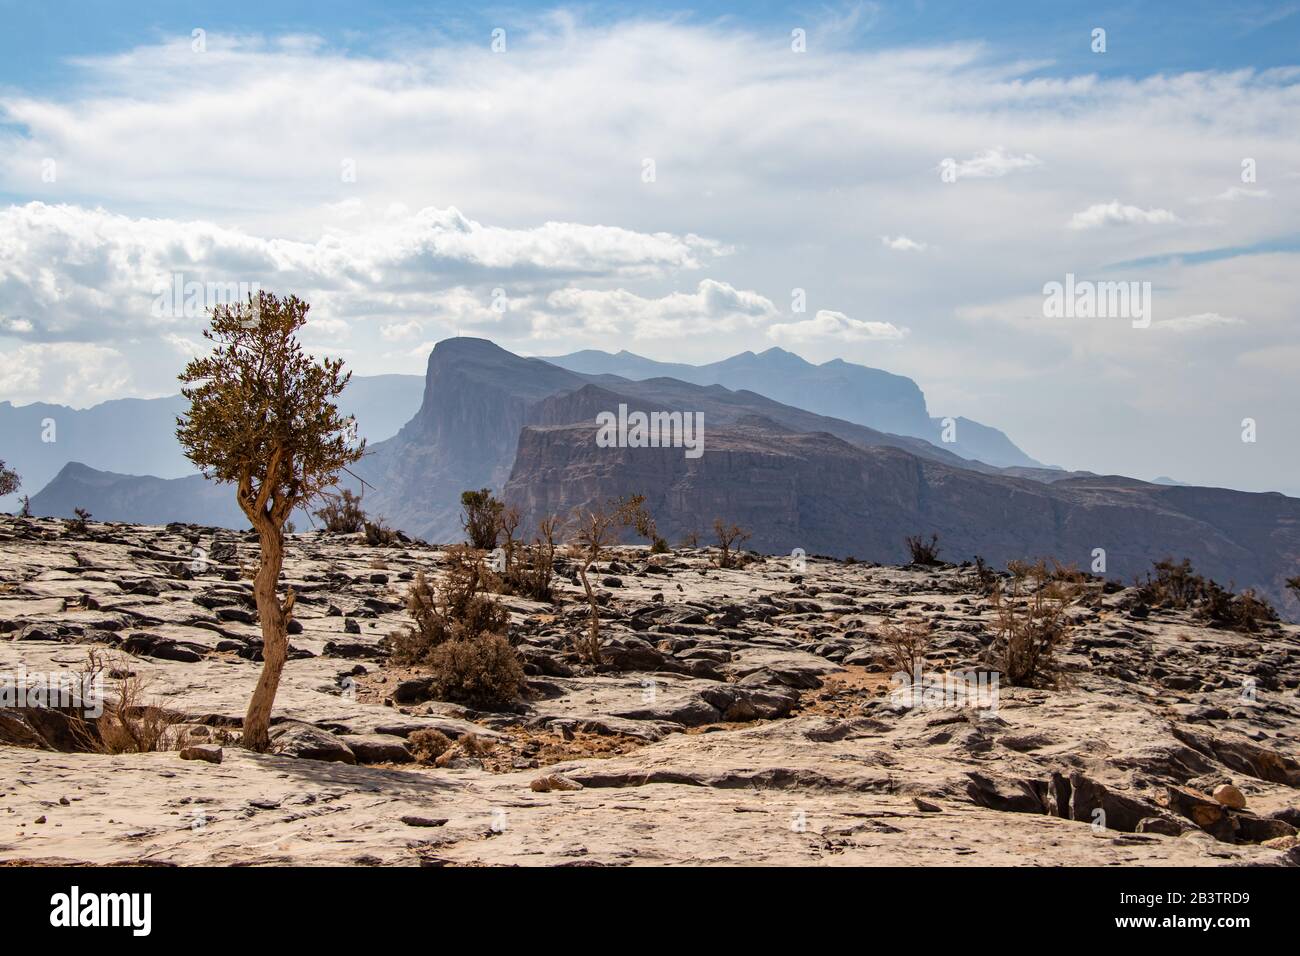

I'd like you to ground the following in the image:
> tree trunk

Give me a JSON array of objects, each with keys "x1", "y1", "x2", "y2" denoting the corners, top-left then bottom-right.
[
  {"x1": 242, "y1": 527, "x2": 290, "y2": 752},
  {"x1": 576, "y1": 562, "x2": 602, "y2": 664}
]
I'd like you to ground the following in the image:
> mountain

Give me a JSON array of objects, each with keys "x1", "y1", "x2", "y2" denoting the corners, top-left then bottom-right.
[
  {"x1": 351, "y1": 338, "x2": 996, "y2": 541},
  {"x1": 545, "y1": 346, "x2": 1041, "y2": 468},
  {"x1": 503, "y1": 417, "x2": 1300, "y2": 618},
  {"x1": 0, "y1": 374, "x2": 424, "y2": 511},
  {"x1": 28, "y1": 462, "x2": 249, "y2": 528}
]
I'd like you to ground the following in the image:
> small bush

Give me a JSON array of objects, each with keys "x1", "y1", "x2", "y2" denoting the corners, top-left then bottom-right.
[
  {"x1": 972, "y1": 555, "x2": 998, "y2": 596},
  {"x1": 905, "y1": 533, "x2": 941, "y2": 566},
  {"x1": 18, "y1": 495, "x2": 31, "y2": 518},
  {"x1": 1136, "y1": 557, "x2": 1277, "y2": 632},
  {"x1": 67, "y1": 507, "x2": 92, "y2": 534},
  {"x1": 880, "y1": 619, "x2": 933, "y2": 678},
  {"x1": 364, "y1": 516, "x2": 398, "y2": 547},
  {"x1": 389, "y1": 548, "x2": 510, "y2": 666},
  {"x1": 408, "y1": 728, "x2": 453, "y2": 764},
  {"x1": 460, "y1": 489, "x2": 502, "y2": 550},
  {"x1": 316, "y1": 489, "x2": 365, "y2": 533},
  {"x1": 0, "y1": 460, "x2": 18, "y2": 497},
  {"x1": 425, "y1": 634, "x2": 524, "y2": 711},
  {"x1": 71, "y1": 652, "x2": 180, "y2": 754},
  {"x1": 713, "y1": 518, "x2": 752, "y2": 569},
  {"x1": 650, "y1": 536, "x2": 670, "y2": 554},
  {"x1": 991, "y1": 561, "x2": 1078, "y2": 688},
  {"x1": 498, "y1": 514, "x2": 562, "y2": 603}
]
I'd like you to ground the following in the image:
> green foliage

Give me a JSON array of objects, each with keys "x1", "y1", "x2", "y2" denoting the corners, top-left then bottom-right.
[
  {"x1": 176, "y1": 292, "x2": 364, "y2": 531},
  {"x1": 316, "y1": 488, "x2": 366, "y2": 533},
  {"x1": 460, "y1": 488, "x2": 503, "y2": 550},
  {"x1": 0, "y1": 460, "x2": 19, "y2": 498}
]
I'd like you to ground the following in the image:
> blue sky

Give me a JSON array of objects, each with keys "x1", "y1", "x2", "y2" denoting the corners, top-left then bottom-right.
[
  {"x1": 3, "y1": 0, "x2": 1298, "y2": 90},
  {"x1": 0, "y1": 1, "x2": 1298, "y2": 497}
]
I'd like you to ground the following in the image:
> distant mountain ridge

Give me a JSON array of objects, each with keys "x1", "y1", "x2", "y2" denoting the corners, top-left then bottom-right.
[
  {"x1": 0, "y1": 374, "x2": 424, "y2": 511},
  {"x1": 545, "y1": 346, "x2": 1041, "y2": 469}
]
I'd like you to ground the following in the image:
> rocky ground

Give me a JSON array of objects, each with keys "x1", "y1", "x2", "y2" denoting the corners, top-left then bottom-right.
[{"x1": 1, "y1": 515, "x2": 1299, "y2": 867}]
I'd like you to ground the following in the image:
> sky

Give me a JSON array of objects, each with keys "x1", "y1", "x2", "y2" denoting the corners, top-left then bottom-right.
[{"x1": 0, "y1": 1, "x2": 1298, "y2": 495}]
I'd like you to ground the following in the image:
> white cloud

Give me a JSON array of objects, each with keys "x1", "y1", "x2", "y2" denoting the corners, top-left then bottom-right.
[
  {"x1": 541, "y1": 279, "x2": 779, "y2": 339},
  {"x1": 0, "y1": 202, "x2": 725, "y2": 342},
  {"x1": 945, "y1": 147, "x2": 1042, "y2": 179},
  {"x1": 1067, "y1": 201, "x2": 1181, "y2": 230},
  {"x1": 0, "y1": 343, "x2": 132, "y2": 406},
  {"x1": 882, "y1": 235, "x2": 928, "y2": 252},
  {"x1": 1153, "y1": 312, "x2": 1244, "y2": 332},
  {"x1": 767, "y1": 310, "x2": 907, "y2": 343}
]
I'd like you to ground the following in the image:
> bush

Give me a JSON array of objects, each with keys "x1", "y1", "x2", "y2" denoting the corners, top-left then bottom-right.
[
  {"x1": 408, "y1": 728, "x2": 453, "y2": 764},
  {"x1": 364, "y1": 516, "x2": 399, "y2": 547},
  {"x1": 425, "y1": 634, "x2": 524, "y2": 711},
  {"x1": 389, "y1": 548, "x2": 510, "y2": 666},
  {"x1": 1136, "y1": 557, "x2": 1277, "y2": 633},
  {"x1": 71, "y1": 652, "x2": 180, "y2": 754},
  {"x1": 650, "y1": 536, "x2": 670, "y2": 554},
  {"x1": 905, "y1": 533, "x2": 941, "y2": 566},
  {"x1": 66, "y1": 507, "x2": 92, "y2": 534},
  {"x1": 316, "y1": 489, "x2": 365, "y2": 533},
  {"x1": 498, "y1": 513, "x2": 562, "y2": 603},
  {"x1": 461, "y1": 489, "x2": 503, "y2": 550},
  {"x1": 713, "y1": 519, "x2": 751, "y2": 569},
  {"x1": 880, "y1": 619, "x2": 933, "y2": 678},
  {"x1": 991, "y1": 561, "x2": 1078, "y2": 688},
  {"x1": 972, "y1": 555, "x2": 998, "y2": 596}
]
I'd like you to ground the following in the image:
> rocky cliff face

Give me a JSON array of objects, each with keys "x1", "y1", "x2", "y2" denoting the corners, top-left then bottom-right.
[
  {"x1": 354, "y1": 338, "x2": 982, "y2": 542},
  {"x1": 503, "y1": 420, "x2": 1300, "y2": 617}
]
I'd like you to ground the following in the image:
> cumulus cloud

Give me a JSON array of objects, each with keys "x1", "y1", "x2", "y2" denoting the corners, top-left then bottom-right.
[
  {"x1": 0, "y1": 343, "x2": 132, "y2": 406},
  {"x1": 0, "y1": 202, "x2": 726, "y2": 342},
  {"x1": 540, "y1": 279, "x2": 780, "y2": 339},
  {"x1": 767, "y1": 310, "x2": 907, "y2": 343},
  {"x1": 1067, "y1": 201, "x2": 1181, "y2": 230}
]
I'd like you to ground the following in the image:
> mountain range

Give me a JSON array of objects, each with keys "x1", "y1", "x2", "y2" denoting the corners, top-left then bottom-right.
[
  {"x1": 16, "y1": 337, "x2": 1300, "y2": 618},
  {"x1": 546, "y1": 347, "x2": 1040, "y2": 468}
]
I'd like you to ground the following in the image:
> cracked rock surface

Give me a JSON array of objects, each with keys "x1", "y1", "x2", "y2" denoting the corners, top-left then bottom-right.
[{"x1": 2, "y1": 516, "x2": 1298, "y2": 866}]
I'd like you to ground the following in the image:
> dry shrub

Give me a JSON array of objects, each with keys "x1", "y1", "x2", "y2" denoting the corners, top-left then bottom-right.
[
  {"x1": 497, "y1": 512, "x2": 562, "y2": 603},
  {"x1": 905, "y1": 533, "x2": 941, "y2": 566},
  {"x1": 389, "y1": 547, "x2": 510, "y2": 665},
  {"x1": 713, "y1": 518, "x2": 752, "y2": 569},
  {"x1": 423, "y1": 633, "x2": 524, "y2": 711},
  {"x1": 1136, "y1": 557, "x2": 1277, "y2": 633},
  {"x1": 880, "y1": 619, "x2": 933, "y2": 678},
  {"x1": 411, "y1": 728, "x2": 494, "y2": 766},
  {"x1": 73, "y1": 651, "x2": 181, "y2": 754},
  {"x1": 408, "y1": 728, "x2": 453, "y2": 764},
  {"x1": 364, "y1": 515, "x2": 398, "y2": 547},
  {"x1": 67, "y1": 507, "x2": 92, "y2": 534},
  {"x1": 389, "y1": 548, "x2": 523, "y2": 710},
  {"x1": 316, "y1": 489, "x2": 365, "y2": 533},
  {"x1": 971, "y1": 555, "x2": 998, "y2": 596},
  {"x1": 991, "y1": 561, "x2": 1078, "y2": 688}
]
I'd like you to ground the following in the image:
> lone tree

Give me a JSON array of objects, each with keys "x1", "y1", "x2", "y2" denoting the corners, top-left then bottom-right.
[
  {"x1": 177, "y1": 292, "x2": 364, "y2": 751},
  {"x1": 0, "y1": 460, "x2": 19, "y2": 498}
]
